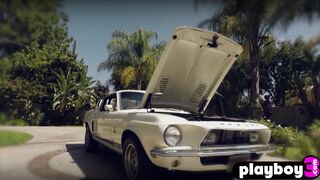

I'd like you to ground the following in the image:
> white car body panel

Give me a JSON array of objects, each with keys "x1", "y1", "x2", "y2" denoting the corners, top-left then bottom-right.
[
  {"x1": 84, "y1": 27, "x2": 273, "y2": 172},
  {"x1": 140, "y1": 27, "x2": 243, "y2": 114}
]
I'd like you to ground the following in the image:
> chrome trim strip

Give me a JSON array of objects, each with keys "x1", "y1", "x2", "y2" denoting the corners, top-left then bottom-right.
[
  {"x1": 199, "y1": 129, "x2": 265, "y2": 147},
  {"x1": 92, "y1": 136, "x2": 123, "y2": 154},
  {"x1": 150, "y1": 144, "x2": 274, "y2": 158},
  {"x1": 198, "y1": 129, "x2": 212, "y2": 148}
]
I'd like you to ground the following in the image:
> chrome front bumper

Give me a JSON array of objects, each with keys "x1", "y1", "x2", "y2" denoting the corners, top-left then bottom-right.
[{"x1": 150, "y1": 144, "x2": 274, "y2": 158}]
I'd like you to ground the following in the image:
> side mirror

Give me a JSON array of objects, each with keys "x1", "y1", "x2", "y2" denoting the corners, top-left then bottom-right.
[{"x1": 105, "y1": 104, "x2": 113, "y2": 112}]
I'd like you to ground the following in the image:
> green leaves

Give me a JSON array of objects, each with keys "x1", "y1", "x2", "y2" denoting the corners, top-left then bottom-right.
[
  {"x1": 198, "y1": 0, "x2": 320, "y2": 119},
  {"x1": 0, "y1": 0, "x2": 62, "y2": 57},
  {"x1": 50, "y1": 66, "x2": 96, "y2": 124},
  {"x1": 0, "y1": 0, "x2": 94, "y2": 125},
  {"x1": 99, "y1": 28, "x2": 165, "y2": 90},
  {"x1": 121, "y1": 66, "x2": 136, "y2": 88},
  {"x1": 52, "y1": 68, "x2": 75, "y2": 112}
]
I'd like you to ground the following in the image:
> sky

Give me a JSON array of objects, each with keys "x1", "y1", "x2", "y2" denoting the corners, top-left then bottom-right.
[{"x1": 62, "y1": 0, "x2": 320, "y2": 87}]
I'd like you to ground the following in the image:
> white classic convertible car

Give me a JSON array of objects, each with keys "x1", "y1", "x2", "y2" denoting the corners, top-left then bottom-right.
[{"x1": 84, "y1": 27, "x2": 274, "y2": 180}]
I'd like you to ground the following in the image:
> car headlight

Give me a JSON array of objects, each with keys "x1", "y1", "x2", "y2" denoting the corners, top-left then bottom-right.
[
  {"x1": 164, "y1": 126, "x2": 181, "y2": 146},
  {"x1": 250, "y1": 132, "x2": 259, "y2": 143}
]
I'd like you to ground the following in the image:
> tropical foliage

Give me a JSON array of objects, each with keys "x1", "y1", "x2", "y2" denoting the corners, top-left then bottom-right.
[
  {"x1": 261, "y1": 37, "x2": 320, "y2": 118},
  {"x1": 260, "y1": 119, "x2": 320, "y2": 159},
  {"x1": 197, "y1": 0, "x2": 320, "y2": 120},
  {"x1": 0, "y1": 0, "x2": 96, "y2": 125},
  {"x1": 93, "y1": 81, "x2": 109, "y2": 99},
  {"x1": 197, "y1": 0, "x2": 320, "y2": 117},
  {"x1": 98, "y1": 29, "x2": 165, "y2": 90},
  {"x1": 0, "y1": 0, "x2": 320, "y2": 128},
  {"x1": 207, "y1": 36, "x2": 320, "y2": 121},
  {"x1": 51, "y1": 68, "x2": 96, "y2": 125}
]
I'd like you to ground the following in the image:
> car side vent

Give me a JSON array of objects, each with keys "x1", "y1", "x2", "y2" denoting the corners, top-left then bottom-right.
[
  {"x1": 158, "y1": 78, "x2": 169, "y2": 93},
  {"x1": 191, "y1": 83, "x2": 207, "y2": 104}
]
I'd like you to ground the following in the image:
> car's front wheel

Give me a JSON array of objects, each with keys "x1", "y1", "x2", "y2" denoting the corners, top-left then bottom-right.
[
  {"x1": 84, "y1": 126, "x2": 98, "y2": 153},
  {"x1": 123, "y1": 136, "x2": 155, "y2": 180}
]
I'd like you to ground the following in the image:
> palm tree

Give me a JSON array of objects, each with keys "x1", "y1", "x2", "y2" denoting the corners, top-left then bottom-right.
[
  {"x1": 197, "y1": 0, "x2": 320, "y2": 113},
  {"x1": 98, "y1": 29, "x2": 165, "y2": 90}
]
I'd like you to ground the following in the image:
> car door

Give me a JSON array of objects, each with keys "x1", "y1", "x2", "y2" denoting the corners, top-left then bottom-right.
[
  {"x1": 112, "y1": 91, "x2": 144, "y2": 145},
  {"x1": 103, "y1": 94, "x2": 123, "y2": 147},
  {"x1": 90, "y1": 99, "x2": 103, "y2": 136},
  {"x1": 108, "y1": 93, "x2": 125, "y2": 146},
  {"x1": 95, "y1": 96, "x2": 114, "y2": 141}
]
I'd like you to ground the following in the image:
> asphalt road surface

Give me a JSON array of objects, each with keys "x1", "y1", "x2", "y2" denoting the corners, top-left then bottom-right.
[{"x1": 0, "y1": 126, "x2": 288, "y2": 180}]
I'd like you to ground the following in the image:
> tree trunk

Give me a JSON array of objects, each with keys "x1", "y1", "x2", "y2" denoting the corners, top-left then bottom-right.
[
  {"x1": 137, "y1": 78, "x2": 142, "y2": 90},
  {"x1": 297, "y1": 85, "x2": 315, "y2": 118},
  {"x1": 312, "y1": 74, "x2": 320, "y2": 106},
  {"x1": 311, "y1": 73, "x2": 320, "y2": 117},
  {"x1": 248, "y1": 32, "x2": 263, "y2": 118},
  {"x1": 250, "y1": 47, "x2": 260, "y2": 107},
  {"x1": 136, "y1": 68, "x2": 143, "y2": 90}
]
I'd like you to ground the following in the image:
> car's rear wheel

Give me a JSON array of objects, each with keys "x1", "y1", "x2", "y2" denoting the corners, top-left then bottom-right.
[
  {"x1": 85, "y1": 126, "x2": 98, "y2": 153},
  {"x1": 123, "y1": 136, "x2": 155, "y2": 180}
]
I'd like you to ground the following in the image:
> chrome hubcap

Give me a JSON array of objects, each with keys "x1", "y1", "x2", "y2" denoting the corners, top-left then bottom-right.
[{"x1": 125, "y1": 144, "x2": 138, "y2": 179}]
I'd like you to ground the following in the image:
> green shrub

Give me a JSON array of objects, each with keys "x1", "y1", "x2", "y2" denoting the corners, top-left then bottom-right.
[
  {"x1": 273, "y1": 146, "x2": 310, "y2": 160},
  {"x1": 309, "y1": 119, "x2": 320, "y2": 132},
  {"x1": 296, "y1": 134, "x2": 317, "y2": 156},
  {"x1": 283, "y1": 135, "x2": 317, "y2": 160},
  {"x1": 0, "y1": 113, "x2": 27, "y2": 126},
  {"x1": 259, "y1": 119, "x2": 320, "y2": 159},
  {"x1": 4, "y1": 119, "x2": 27, "y2": 126},
  {"x1": 259, "y1": 119, "x2": 300, "y2": 146},
  {"x1": 284, "y1": 147, "x2": 302, "y2": 160},
  {"x1": 0, "y1": 113, "x2": 7, "y2": 124},
  {"x1": 258, "y1": 119, "x2": 274, "y2": 129},
  {"x1": 271, "y1": 126, "x2": 300, "y2": 146},
  {"x1": 308, "y1": 120, "x2": 320, "y2": 156}
]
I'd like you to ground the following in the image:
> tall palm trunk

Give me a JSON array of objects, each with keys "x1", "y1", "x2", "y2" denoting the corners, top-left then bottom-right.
[
  {"x1": 312, "y1": 76, "x2": 319, "y2": 101},
  {"x1": 250, "y1": 38, "x2": 261, "y2": 107},
  {"x1": 311, "y1": 73, "x2": 320, "y2": 117},
  {"x1": 136, "y1": 67, "x2": 143, "y2": 90},
  {"x1": 137, "y1": 79, "x2": 142, "y2": 90},
  {"x1": 250, "y1": 58, "x2": 260, "y2": 106},
  {"x1": 245, "y1": 18, "x2": 261, "y2": 109}
]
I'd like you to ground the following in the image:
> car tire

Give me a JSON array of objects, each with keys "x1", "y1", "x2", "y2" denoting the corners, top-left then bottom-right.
[
  {"x1": 85, "y1": 126, "x2": 98, "y2": 153},
  {"x1": 123, "y1": 136, "x2": 156, "y2": 180}
]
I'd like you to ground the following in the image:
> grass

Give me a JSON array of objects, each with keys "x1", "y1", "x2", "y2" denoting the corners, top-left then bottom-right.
[
  {"x1": 3, "y1": 119, "x2": 27, "y2": 126},
  {"x1": 0, "y1": 130, "x2": 33, "y2": 147}
]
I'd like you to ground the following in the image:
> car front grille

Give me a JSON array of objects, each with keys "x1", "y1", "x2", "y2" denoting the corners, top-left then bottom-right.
[{"x1": 200, "y1": 130, "x2": 259, "y2": 147}]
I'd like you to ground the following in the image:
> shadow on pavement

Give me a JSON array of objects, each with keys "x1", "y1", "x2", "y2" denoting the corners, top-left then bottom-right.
[{"x1": 66, "y1": 144, "x2": 235, "y2": 180}]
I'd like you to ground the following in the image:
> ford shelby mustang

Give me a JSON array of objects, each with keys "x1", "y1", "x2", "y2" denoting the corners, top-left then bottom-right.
[{"x1": 83, "y1": 27, "x2": 274, "y2": 180}]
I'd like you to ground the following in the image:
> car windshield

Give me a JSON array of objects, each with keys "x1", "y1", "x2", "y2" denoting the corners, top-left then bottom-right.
[{"x1": 120, "y1": 92, "x2": 144, "y2": 110}]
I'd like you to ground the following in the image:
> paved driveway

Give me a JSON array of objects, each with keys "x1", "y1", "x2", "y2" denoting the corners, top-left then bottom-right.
[{"x1": 0, "y1": 126, "x2": 287, "y2": 180}]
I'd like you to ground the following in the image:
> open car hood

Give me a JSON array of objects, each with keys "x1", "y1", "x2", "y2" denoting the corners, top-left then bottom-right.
[{"x1": 140, "y1": 27, "x2": 243, "y2": 114}]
